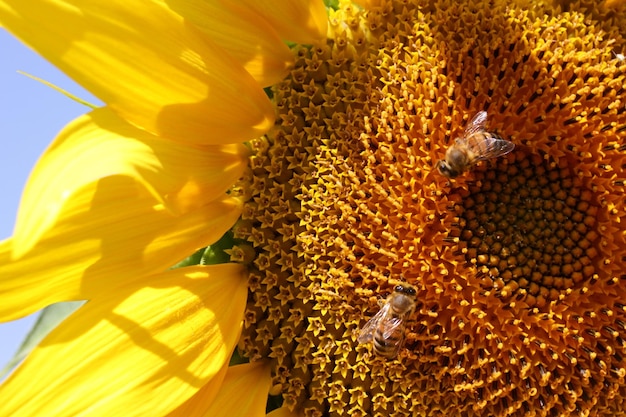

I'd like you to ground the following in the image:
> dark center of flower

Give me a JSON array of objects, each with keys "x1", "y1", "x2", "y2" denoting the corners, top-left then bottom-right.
[{"x1": 457, "y1": 152, "x2": 601, "y2": 308}]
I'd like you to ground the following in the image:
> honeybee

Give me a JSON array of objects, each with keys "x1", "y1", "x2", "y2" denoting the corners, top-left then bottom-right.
[
  {"x1": 358, "y1": 284, "x2": 417, "y2": 359},
  {"x1": 436, "y1": 111, "x2": 515, "y2": 178}
]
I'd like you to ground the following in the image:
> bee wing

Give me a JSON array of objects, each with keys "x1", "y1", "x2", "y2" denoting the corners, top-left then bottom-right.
[
  {"x1": 358, "y1": 302, "x2": 391, "y2": 344},
  {"x1": 466, "y1": 133, "x2": 515, "y2": 162},
  {"x1": 463, "y1": 111, "x2": 488, "y2": 137},
  {"x1": 382, "y1": 316, "x2": 406, "y2": 339},
  {"x1": 387, "y1": 332, "x2": 405, "y2": 359},
  {"x1": 379, "y1": 316, "x2": 406, "y2": 359}
]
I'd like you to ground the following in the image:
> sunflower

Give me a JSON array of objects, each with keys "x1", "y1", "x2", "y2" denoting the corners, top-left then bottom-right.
[{"x1": 3, "y1": 0, "x2": 626, "y2": 416}]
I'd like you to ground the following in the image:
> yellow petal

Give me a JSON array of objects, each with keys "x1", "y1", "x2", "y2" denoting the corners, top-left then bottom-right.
[
  {"x1": 14, "y1": 107, "x2": 247, "y2": 252},
  {"x1": 240, "y1": 0, "x2": 328, "y2": 44},
  {"x1": 165, "y1": 361, "x2": 230, "y2": 417},
  {"x1": 168, "y1": 362, "x2": 271, "y2": 417},
  {"x1": 0, "y1": 264, "x2": 247, "y2": 417},
  {"x1": 0, "y1": 0, "x2": 274, "y2": 144},
  {"x1": 165, "y1": 0, "x2": 293, "y2": 87},
  {"x1": 267, "y1": 407, "x2": 303, "y2": 417},
  {"x1": 205, "y1": 362, "x2": 271, "y2": 417},
  {"x1": 0, "y1": 194, "x2": 241, "y2": 322}
]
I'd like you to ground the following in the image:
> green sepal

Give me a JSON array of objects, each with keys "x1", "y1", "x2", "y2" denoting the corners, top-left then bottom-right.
[
  {"x1": 201, "y1": 231, "x2": 236, "y2": 265},
  {"x1": 324, "y1": 0, "x2": 339, "y2": 10},
  {"x1": 170, "y1": 247, "x2": 205, "y2": 269},
  {"x1": 228, "y1": 347, "x2": 249, "y2": 366}
]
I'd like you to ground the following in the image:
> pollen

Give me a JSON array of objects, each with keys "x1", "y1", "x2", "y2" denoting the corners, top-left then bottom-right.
[{"x1": 233, "y1": 0, "x2": 626, "y2": 416}]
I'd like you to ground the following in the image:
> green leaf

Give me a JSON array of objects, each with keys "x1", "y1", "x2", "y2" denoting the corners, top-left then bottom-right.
[{"x1": 0, "y1": 301, "x2": 84, "y2": 380}]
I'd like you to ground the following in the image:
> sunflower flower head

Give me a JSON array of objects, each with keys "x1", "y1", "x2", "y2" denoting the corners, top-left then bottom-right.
[
  {"x1": 2, "y1": 0, "x2": 626, "y2": 416},
  {"x1": 233, "y1": 0, "x2": 626, "y2": 416}
]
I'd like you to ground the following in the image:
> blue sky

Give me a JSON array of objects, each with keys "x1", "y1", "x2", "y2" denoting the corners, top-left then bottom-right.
[{"x1": 0, "y1": 29, "x2": 101, "y2": 372}]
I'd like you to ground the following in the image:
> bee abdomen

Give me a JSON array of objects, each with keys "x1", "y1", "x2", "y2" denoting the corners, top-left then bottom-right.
[{"x1": 373, "y1": 332, "x2": 402, "y2": 359}]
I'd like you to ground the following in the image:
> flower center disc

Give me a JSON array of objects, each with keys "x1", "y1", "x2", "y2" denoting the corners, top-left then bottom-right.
[
  {"x1": 457, "y1": 152, "x2": 601, "y2": 309},
  {"x1": 233, "y1": 1, "x2": 626, "y2": 416}
]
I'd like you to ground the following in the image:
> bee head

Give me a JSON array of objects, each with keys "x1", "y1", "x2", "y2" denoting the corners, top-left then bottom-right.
[
  {"x1": 394, "y1": 284, "x2": 416, "y2": 297},
  {"x1": 436, "y1": 160, "x2": 459, "y2": 178}
]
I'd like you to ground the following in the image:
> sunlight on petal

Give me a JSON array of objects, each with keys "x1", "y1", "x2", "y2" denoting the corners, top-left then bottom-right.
[
  {"x1": 241, "y1": 0, "x2": 328, "y2": 44},
  {"x1": 205, "y1": 362, "x2": 271, "y2": 417},
  {"x1": 166, "y1": 361, "x2": 271, "y2": 417},
  {"x1": 0, "y1": 0, "x2": 274, "y2": 144},
  {"x1": 0, "y1": 264, "x2": 247, "y2": 417},
  {"x1": 0, "y1": 195, "x2": 241, "y2": 322},
  {"x1": 13, "y1": 107, "x2": 248, "y2": 250},
  {"x1": 165, "y1": 0, "x2": 293, "y2": 87},
  {"x1": 165, "y1": 361, "x2": 230, "y2": 417}
]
